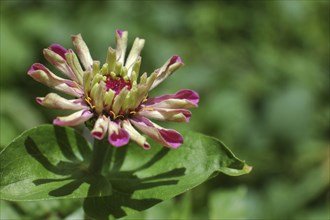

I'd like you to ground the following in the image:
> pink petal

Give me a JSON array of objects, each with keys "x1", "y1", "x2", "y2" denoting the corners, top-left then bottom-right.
[
  {"x1": 116, "y1": 30, "x2": 128, "y2": 64},
  {"x1": 108, "y1": 121, "x2": 130, "y2": 147},
  {"x1": 49, "y1": 44, "x2": 68, "y2": 60},
  {"x1": 28, "y1": 63, "x2": 73, "y2": 87},
  {"x1": 125, "y1": 37, "x2": 145, "y2": 77},
  {"x1": 71, "y1": 34, "x2": 93, "y2": 70},
  {"x1": 169, "y1": 55, "x2": 182, "y2": 65},
  {"x1": 28, "y1": 63, "x2": 50, "y2": 75},
  {"x1": 122, "y1": 120, "x2": 151, "y2": 150},
  {"x1": 91, "y1": 116, "x2": 109, "y2": 140},
  {"x1": 116, "y1": 29, "x2": 124, "y2": 38},
  {"x1": 130, "y1": 116, "x2": 183, "y2": 148},
  {"x1": 43, "y1": 47, "x2": 77, "y2": 81},
  {"x1": 150, "y1": 55, "x2": 184, "y2": 90},
  {"x1": 138, "y1": 108, "x2": 192, "y2": 122},
  {"x1": 64, "y1": 49, "x2": 84, "y2": 85},
  {"x1": 36, "y1": 93, "x2": 88, "y2": 110},
  {"x1": 28, "y1": 63, "x2": 83, "y2": 97},
  {"x1": 143, "y1": 89, "x2": 199, "y2": 109},
  {"x1": 53, "y1": 110, "x2": 93, "y2": 126}
]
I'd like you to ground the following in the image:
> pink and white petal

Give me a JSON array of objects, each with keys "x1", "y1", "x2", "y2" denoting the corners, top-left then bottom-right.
[
  {"x1": 112, "y1": 87, "x2": 128, "y2": 115},
  {"x1": 28, "y1": 63, "x2": 65, "y2": 81},
  {"x1": 125, "y1": 37, "x2": 145, "y2": 77},
  {"x1": 108, "y1": 121, "x2": 130, "y2": 147},
  {"x1": 53, "y1": 110, "x2": 93, "y2": 127},
  {"x1": 36, "y1": 93, "x2": 89, "y2": 110},
  {"x1": 28, "y1": 63, "x2": 83, "y2": 97},
  {"x1": 71, "y1": 34, "x2": 93, "y2": 71},
  {"x1": 143, "y1": 89, "x2": 199, "y2": 109},
  {"x1": 49, "y1": 44, "x2": 68, "y2": 59},
  {"x1": 43, "y1": 47, "x2": 77, "y2": 81},
  {"x1": 122, "y1": 120, "x2": 151, "y2": 150},
  {"x1": 130, "y1": 116, "x2": 183, "y2": 149},
  {"x1": 138, "y1": 108, "x2": 192, "y2": 122},
  {"x1": 115, "y1": 30, "x2": 128, "y2": 64},
  {"x1": 65, "y1": 50, "x2": 84, "y2": 85},
  {"x1": 91, "y1": 116, "x2": 109, "y2": 140},
  {"x1": 150, "y1": 55, "x2": 184, "y2": 90}
]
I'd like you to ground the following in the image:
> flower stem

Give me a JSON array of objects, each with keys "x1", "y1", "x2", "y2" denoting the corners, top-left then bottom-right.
[{"x1": 88, "y1": 139, "x2": 109, "y2": 175}]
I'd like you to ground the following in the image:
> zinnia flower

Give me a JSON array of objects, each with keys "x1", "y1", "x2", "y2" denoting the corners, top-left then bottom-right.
[{"x1": 28, "y1": 30, "x2": 199, "y2": 149}]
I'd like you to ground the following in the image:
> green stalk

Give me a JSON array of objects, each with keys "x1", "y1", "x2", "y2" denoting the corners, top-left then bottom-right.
[{"x1": 88, "y1": 139, "x2": 109, "y2": 175}]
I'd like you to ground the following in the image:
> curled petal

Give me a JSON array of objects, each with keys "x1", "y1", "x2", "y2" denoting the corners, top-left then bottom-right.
[
  {"x1": 115, "y1": 30, "x2": 128, "y2": 64},
  {"x1": 127, "y1": 73, "x2": 156, "y2": 110},
  {"x1": 36, "y1": 93, "x2": 89, "y2": 110},
  {"x1": 108, "y1": 121, "x2": 130, "y2": 147},
  {"x1": 122, "y1": 120, "x2": 150, "y2": 149},
  {"x1": 125, "y1": 37, "x2": 145, "y2": 78},
  {"x1": 90, "y1": 82, "x2": 105, "y2": 114},
  {"x1": 130, "y1": 116, "x2": 183, "y2": 149},
  {"x1": 71, "y1": 34, "x2": 93, "y2": 71},
  {"x1": 49, "y1": 44, "x2": 68, "y2": 59},
  {"x1": 91, "y1": 116, "x2": 109, "y2": 140},
  {"x1": 106, "y1": 47, "x2": 117, "y2": 73},
  {"x1": 43, "y1": 47, "x2": 77, "y2": 81},
  {"x1": 150, "y1": 55, "x2": 184, "y2": 90},
  {"x1": 116, "y1": 30, "x2": 124, "y2": 38},
  {"x1": 53, "y1": 110, "x2": 93, "y2": 126},
  {"x1": 65, "y1": 50, "x2": 84, "y2": 85},
  {"x1": 138, "y1": 108, "x2": 192, "y2": 122},
  {"x1": 128, "y1": 56, "x2": 141, "y2": 79},
  {"x1": 28, "y1": 63, "x2": 83, "y2": 97},
  {"x1": 112, "y1": 87, "x2": 128, "y2": 114},
  {"x1": 143, "y1": 89, "x2": 199, "y2": 109}
]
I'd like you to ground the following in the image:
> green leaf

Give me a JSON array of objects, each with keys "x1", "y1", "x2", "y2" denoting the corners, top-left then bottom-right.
[
  {"x1": 0, "y1": 124, "x2": 251, "y2": 219},
  {"x1": 0, "y1": 125, "x2": 93, "y2": 201}
]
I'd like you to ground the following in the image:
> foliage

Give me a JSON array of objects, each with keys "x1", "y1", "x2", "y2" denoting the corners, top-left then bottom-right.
[{"x1": 0, "y1": 125, "x2": 250, "y2": 219}]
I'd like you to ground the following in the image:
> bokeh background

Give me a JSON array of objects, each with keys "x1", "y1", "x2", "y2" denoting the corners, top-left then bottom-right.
[{"x1": 1, "y1": 0, "x2": 329, "y2": 219}]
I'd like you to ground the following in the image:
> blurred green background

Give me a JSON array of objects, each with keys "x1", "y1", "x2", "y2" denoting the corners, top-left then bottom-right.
[{"x1": 1, "y1": 0, "x2": 329, "y2": 219}]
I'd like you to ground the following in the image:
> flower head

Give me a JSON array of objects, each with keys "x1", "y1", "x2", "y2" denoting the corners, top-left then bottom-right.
[{"x1": 28, "y1": 30, "x2": 199, "y2": 149}]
